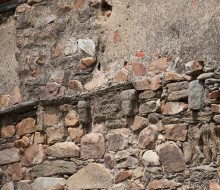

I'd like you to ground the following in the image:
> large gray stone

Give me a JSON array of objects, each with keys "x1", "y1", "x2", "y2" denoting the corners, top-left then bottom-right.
[
  {"x1": 47, "y1": 142, "x2": 80, "y2": 158},
  {"x1": 188, "y1": 80, "x2": 205, "y2": 111},
  {"x1": 0, "y1": 148, "x2": 21, "y2": 165},
  {"x1": 32, "y1": 177, "x2": 66, "y2": 190},
  {"x1": 1, "y1": 182, "x2": 14, "y2": 190},
  {"x1": 66, "y1": 163, "x2": 112, "y2": 190},
  {"x1": 17, "y1": 180, "x2": 32, "y2": 190},
  {"x1": 29, "y1": 160, "x2": 78, "y2": 178}
]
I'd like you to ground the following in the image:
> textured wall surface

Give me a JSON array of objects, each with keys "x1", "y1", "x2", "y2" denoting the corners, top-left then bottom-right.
[{"x1": 0, "y1": 0, "x2": 220, "y2": 190}]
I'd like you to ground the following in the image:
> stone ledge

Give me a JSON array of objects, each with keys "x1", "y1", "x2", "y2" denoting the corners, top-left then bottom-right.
[{"x1": 0, "y1": 82, "x2": 133, "y2": 117}]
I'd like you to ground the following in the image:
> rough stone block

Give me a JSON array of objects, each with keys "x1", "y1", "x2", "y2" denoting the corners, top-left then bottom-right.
[
  {"x1": 156, "y1": 142, "x2": 185, "y2": 173},
  {"x1": 188, "y1": 80, "x2": 205, "y2": 110},
  {"x1": 81, "y1": 133, "x2": 105, "y2": 159}
]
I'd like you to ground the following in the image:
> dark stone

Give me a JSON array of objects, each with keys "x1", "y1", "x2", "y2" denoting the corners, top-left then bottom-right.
[
  {"x1": 121, "y1": 100, "x2": 137, "y2": 116},
  {"x1": 29, "y1": 160, "x2": 78, "y2": 178},
  {"x1": 188, "y1": 80, "x2": 205, "y2": 111}
]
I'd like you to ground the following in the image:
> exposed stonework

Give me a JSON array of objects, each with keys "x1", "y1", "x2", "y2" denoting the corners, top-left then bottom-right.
[{"x1": 1, "y1": 0, "x2": 220, "y2": 189}]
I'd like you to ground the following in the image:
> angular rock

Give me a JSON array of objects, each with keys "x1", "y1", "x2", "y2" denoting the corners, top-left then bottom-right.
[
  {"x1": 45, "y1": 82, "x2": 61, "y2": 97},
  {"x1": 132, "y1": 62, "x2": 146, "y2": 76},
  {"x1": 210, "y1": 182, "x2": 220, "y2": 190},
  {"x1": 107, "y1": 128, "x2": 131, "y2": 151},
  {"x1": 66, "y1": 163, "x2": 112, "y2": 190},
  {"x1": 104, "y1": 153, "x2": 116, "y2": 169},
  {"x1": 168, "y1": 90, "x2": 188, "y2": 101},
  {"x1": 29, "y1": 160, "x2": 78, "y2": 178},
  {"x1": 1, "y1": 125, "x2": 15, "y2": 138},
  {"x1": 142, "y1": 150, "x2": 160, "y2": 167},
  {"x1": 1, "y1": 182, "x2": 14, "y2": 190},
  {"x1": 46, "y1": 124, "x2": 65, "y2": 145},
  {"x1": 77, "y1": 100, "x2": 91, "y2": 124},
  {"x1": 139, "y1": 90, "x2": 156, "y2": 100},
  {"x1": 166, "y1": 81, "x2": 189, "y2": 92},
  {"x1": 68, "y1": 80, "x2": 83, "y2": 94},
  {"x1": 197, "y1": 72, "x2": 214, "y2": 80},
  {"x1": 203, "y1": 61, "x2": 218, "y2": 72},
  {"x1": 106, "y1": 119, "x2": 127, "y2": 129},
  {"x1": 211, "y1": 104, "x2": 220, "y2": 113},
  {"x1": 163, "y1": 72, "x2": 184, "y2": 82},
  {"x1": 147, "y1": 179, "x2": 182, "y2": 190},
  {"x1": 47, "y1": 142, "x2": 80, "y2": 158},
  {"x1": 81, "y1": 57, "x2": 96, "y2": 67},
  {"x1": 125, "y1": 156, "x2": 138, "y2": 167},
  {"x1": 205, "y1": 78, "x2": 220, "y2": 85},
  {"x1": 214, "y1": 67, "x2": 220, "y2": 79},
  {"x1": 147, "y1": 57, "x2": 168, "y2": 72},
  {"x1": 138, "y1": 125, "x2": 158, "y2": 149},
  {"x1": 16, "y1": 118, "x2": 37, "y2": 137},
  {"x1": 65, "y1": 110, "x2": 79, "y2": 127},
  {"x1": 8, "y1": 163, "x2": 23, "y2": 181},
  {"x1": 78, "y1": 38, "x2": 95, "y2": 56},
  {"x1": 68, "y1": 127, "x2": 84, "y2": 142},
  {"x1": 156, "y1": 142, "x2": 185, "y2": 173},
  {"x1": 188, "y1": 80, "x2": 205, "y2": 110},
  {"x1": 164, "y1": 124, "x2": 187, "y2": 141},
  {"x1": 139, "y1": 101, "x2": 157, "y2": 115},
  {"x1": 150, "y1": 75, "x2": 162, "y2": 91},
  {"x1": 115, "y1": 170, "x2": 132, "y2": 183},
  {"x1": 21, "y1": 144, "x2": 46, "y2": 166},
  {"x1": 50, "y1": 70, "x2": 64, "y2": 84},
  {"x1": 34, "y1": 132, "x2": 45, "y2": 144},
  {"x1": 185, "y1": 60, "x2": 204, "y2": 75},
  {"x1": 0, "y1": 95, "x2": 10, "y2": 109},
  {"x1": 121, "y1": 100, "x2": 137, "y2": 116},
  {"x1": 81, "y1": 133, "x2": 105, "y2": 159},
  {"x1": 32, "y1": 177, "x2": 66, "y2": 190},
  {"x1": 120, "y1": 89, "x2": 137, "y2": 101},
  {"x1": 132, "y1": 77, "x2": 150, "y2": 91},
  {"x1": 148, "y1": 113, "x2": 163, "y2": 124},
  {"x1": 0, "y1": 148, "x2": 21, "y2": 165},
  {"x1": 131, "y1": 116, "x2": 148, "y2": 131},
  {"x1": 44, "y1": 107, "x2": 59, "y2": 126},
  {"x1": 162, "y1": 102, "x2": 188, "y2": 115},
  {"x1": 213, "y1": 115, "x2": 220, "y2": 124},
  {"x1": 14, "y1": 136, "x2": 30, "y2": 148},
  {"x1": 17, "y1": 180, "x2": 32, "y2": 190},
  {"x1": 183, "y1": 142, "x2": 193, "y2": 164},
  {"x1": 112, "y1": 70, "x2": 128, "y2": 83}
]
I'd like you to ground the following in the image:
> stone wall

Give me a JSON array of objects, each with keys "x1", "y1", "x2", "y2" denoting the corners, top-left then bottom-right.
[
  {"x1": 1, "y1": 62, "x2": 220, "y2": 189},
  {"x1": 1, "y1": 0, "x2": 220, "y2": 190}
]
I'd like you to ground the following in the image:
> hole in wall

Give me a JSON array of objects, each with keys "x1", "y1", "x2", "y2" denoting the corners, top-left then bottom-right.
[
  {"x1": 97, "y1": 62, "x2": 101, "y2": 71},
  {"x1": 100, "y1": 0, "x2": 112, "y2": 17}
]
